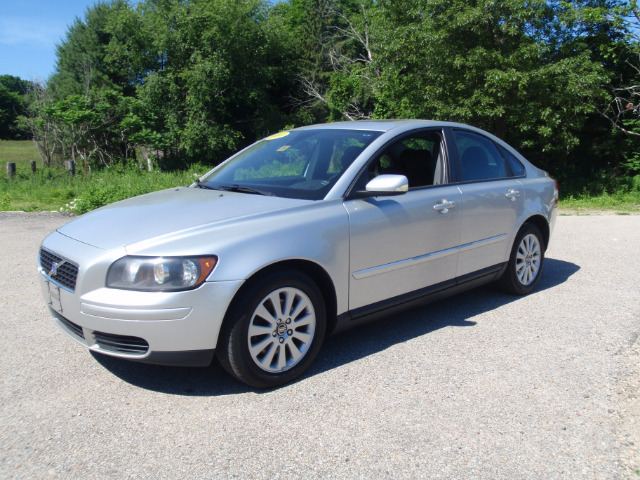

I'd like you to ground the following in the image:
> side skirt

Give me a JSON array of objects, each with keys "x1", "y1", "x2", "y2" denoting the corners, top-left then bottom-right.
[{"x1": 332, "y1": 263, "x2": 506, "y2": 334}]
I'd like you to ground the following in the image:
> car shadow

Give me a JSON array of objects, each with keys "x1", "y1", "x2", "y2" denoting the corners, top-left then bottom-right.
[{"x1": 92, "y1": 257, "x2": 579, "y2": 396}]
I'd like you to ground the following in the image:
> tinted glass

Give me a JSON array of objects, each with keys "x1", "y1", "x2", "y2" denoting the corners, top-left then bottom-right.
[
  {"x1": 498, "y1": 145, "x2": 526, "y2": 176},
  {"x1": 453, "y1": 130, "x2": 509, "y2": 182},
  {"x1": 200, "y1": 129, "x2": 382, "y2": 200}
]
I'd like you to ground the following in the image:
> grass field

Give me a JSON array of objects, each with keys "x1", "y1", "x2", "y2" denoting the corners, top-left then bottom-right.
[
  {"x1": 1, "y1": 140, "x2": 639, "y2": 213},
  {"x1": 560, "y1": 187, "x2": 640, "y2": 213},
  {"x1": 0, "y1": 140, "x2": 204, "y2": 212},
  {"x1": 0, "y1": 140, "x2": 40, "y2": 166}
]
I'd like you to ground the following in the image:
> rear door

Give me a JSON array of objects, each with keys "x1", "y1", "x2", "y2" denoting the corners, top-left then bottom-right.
[{"x1": 449, "y1": 129, "x2": 525, "y2": 277}]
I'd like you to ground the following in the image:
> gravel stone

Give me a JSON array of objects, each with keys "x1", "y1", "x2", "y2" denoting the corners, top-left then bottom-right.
[{"x1": 0, "y1": 211, "x2": 638, "y2": 479}]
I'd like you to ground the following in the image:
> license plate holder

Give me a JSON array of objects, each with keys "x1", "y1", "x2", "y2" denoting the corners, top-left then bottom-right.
[{"x1": 46, "y1": 280, "x2": 63, "y2": 314}]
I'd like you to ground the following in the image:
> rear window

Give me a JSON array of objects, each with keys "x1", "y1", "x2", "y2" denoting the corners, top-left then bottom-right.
[{"x1": 498, "y1": 145, "x2": 526, "y2": 177}]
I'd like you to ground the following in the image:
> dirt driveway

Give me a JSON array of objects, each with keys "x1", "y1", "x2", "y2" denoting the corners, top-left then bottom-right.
[{"x1": 1, "y1": 212, "x2": 638, "y2": 479}]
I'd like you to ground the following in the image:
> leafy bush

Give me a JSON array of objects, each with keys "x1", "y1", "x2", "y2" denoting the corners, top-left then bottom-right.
[{"x1": 61, "y1": 164, "x2": 204, "y2": 214}]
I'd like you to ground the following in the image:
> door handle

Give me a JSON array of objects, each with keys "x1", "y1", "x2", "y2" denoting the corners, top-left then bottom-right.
[
  {"x1": 505, "y1": 189, "x2": 520, "y2": 201},
  {"x1": 434, "y1": 199, "x2": 456, "y2": 213}
]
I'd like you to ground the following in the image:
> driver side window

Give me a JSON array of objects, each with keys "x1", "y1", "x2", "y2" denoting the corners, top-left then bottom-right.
[{"x1": 356, "y1": 131, "x2": 447, "y2": 191}]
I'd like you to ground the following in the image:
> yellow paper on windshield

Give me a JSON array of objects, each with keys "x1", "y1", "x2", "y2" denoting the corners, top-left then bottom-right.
[{"x1": 265, "y1": 131, "x2": 290, "y2": 140}]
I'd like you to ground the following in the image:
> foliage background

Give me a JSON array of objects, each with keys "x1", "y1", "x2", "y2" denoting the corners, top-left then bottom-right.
[{"x1": 2, "y1": 0, "x2": 640, "y2": 209}]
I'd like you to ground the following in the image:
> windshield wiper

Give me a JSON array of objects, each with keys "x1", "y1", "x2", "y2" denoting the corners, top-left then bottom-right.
[
  {"x1": 217, "y1": 184, "x2": 274, "y2": 196},
  {"x1": 194, "y1": 179, "x2": 217, "y2": 190}
]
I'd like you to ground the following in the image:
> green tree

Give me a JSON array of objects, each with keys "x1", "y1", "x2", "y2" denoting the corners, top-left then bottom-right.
[
  {"x1": 277, "y1": 0, "x2": 380, "y2": 122},
  {"x1": 373, "y1": 0, "x2": 611, "y2": 167},
  {"x1": 541, "y1": 0, "x2": 640, "y2": 182},
  {"x1": 27, "y1": 0, "x2": 638, "y2": 191},
  {"x1": 136, "y1": 0, "x2": 291, "y2": 167},
  {"x1": 0, "y1": 75, "x2": 32, "y2": 139},
  {"x1": 49, "y1": 0, "x2": 136, "y2": 98},
  {"x1": 599, "y1": 1, "x2": 640, "y2": 137},
  {"x1": 38, "y1": 1, "x2": 168, "y2": 167}
]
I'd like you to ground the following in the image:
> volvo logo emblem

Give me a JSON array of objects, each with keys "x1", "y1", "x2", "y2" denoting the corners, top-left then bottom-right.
[{"x1": 49, "y1": 260, "x2": 66, "y2": 277}]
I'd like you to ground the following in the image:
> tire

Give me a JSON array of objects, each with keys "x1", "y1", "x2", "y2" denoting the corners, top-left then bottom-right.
[
  {"x1": 497, "y1": 223, "x2": 545, "y2": 295},
  {"x1": 216, "y1": 269, "x2": 326, "y2": 389}
]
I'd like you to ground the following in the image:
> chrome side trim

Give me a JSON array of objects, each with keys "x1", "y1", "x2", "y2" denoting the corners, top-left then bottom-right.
[
  {"x1": 457, "y1": 233, "x2": 506, "y2": 253},
  {"x1": 352, "y1": 246, "x2": 458, "y2": 280},
  {"x1": 352, "y1": 234, "x2": 506, "y2": 279}
]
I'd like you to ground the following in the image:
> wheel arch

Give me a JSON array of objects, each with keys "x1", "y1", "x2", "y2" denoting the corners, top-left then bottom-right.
[
  {"x1": 522, "y1": 214, "x2": 550, "y2": 251},
  {"x1": 216, "y1": 259, "x2": 338, "y2": 351}
]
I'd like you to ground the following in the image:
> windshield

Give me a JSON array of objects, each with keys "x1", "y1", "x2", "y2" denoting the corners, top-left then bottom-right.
[{"x1": 197, "y1": 129, "x2": 382, "y2": 200}]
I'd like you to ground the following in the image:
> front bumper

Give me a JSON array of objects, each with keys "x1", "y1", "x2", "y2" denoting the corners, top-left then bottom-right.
[
  {"x1": 38, "y1": 232, "x2": 243, "y2": 366},
  {"x1": 47, "y1": 305, "x2": 216, "y2": 366}
]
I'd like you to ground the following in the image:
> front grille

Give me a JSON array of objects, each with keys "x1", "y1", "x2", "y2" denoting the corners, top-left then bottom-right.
[
  {"x1": 57, "y1": 314, "x2": 85, "y2": 342},
  {"x1": 40, "y1": 248, "x2": 79, "y2": 291},
  {"x1": 93, "y1": 331, "x2": 149, "y2": 355}
]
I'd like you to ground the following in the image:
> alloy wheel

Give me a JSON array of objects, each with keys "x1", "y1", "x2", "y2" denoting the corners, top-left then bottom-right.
[
  {"x1": 515, "y1": 233, "x2": 541, "y2": 286},
  {"x1": 247, "y1": 287, "x2": 316, "y2": 373}
]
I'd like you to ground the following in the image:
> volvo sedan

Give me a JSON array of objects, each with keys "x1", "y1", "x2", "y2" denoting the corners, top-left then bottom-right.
[{"x1": 38, "y1": 120, "x2": 558, "y2": 388}]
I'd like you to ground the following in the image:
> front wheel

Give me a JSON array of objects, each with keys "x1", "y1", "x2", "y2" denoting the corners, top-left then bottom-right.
[
  {"x1": 498, "y1": 223, "x2": 545, "y2": 295},
  {"x1": 217, "y1": 269, "x2": 326, "y2": 388}
]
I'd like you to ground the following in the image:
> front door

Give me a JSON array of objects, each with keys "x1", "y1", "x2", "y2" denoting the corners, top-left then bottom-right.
[
  {"x1": 344, "y1": 129, "x2": 462, "y2": 311},
  {"x1": 345, "y1": 186, "x2": 462, "y2": 310}
]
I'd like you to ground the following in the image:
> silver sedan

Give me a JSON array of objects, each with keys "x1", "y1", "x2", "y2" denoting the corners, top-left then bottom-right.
[{"x1": 38, "y1": 120, "x2": 558, "y2": 388}]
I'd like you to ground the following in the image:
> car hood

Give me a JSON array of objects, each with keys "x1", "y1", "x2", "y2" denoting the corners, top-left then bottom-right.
[{"x1": 57, "y1": 187, "x2": 311, "y2": 250}]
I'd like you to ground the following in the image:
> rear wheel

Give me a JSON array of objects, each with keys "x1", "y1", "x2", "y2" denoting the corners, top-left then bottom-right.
[
  {"x1": 217, "y1": 269, "x2": 326, "y2": 388},
  {"x1": 498, "y1": 223, "x2": 545, "y2": 295}
]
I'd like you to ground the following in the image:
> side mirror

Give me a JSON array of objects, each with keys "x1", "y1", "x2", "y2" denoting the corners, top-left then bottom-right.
[{"x1": 364, "y1": 174, "x2": 409, "y2": 196}]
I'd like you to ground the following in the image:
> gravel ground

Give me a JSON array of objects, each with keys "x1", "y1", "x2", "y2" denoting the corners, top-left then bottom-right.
[{"x1": 1, "y1": 211, "x2": 638, "y2": 479}]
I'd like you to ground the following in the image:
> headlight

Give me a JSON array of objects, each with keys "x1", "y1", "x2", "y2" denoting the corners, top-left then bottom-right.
[{"x1": 107, "y1": 256, "x2": 217, "y2": 291}]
